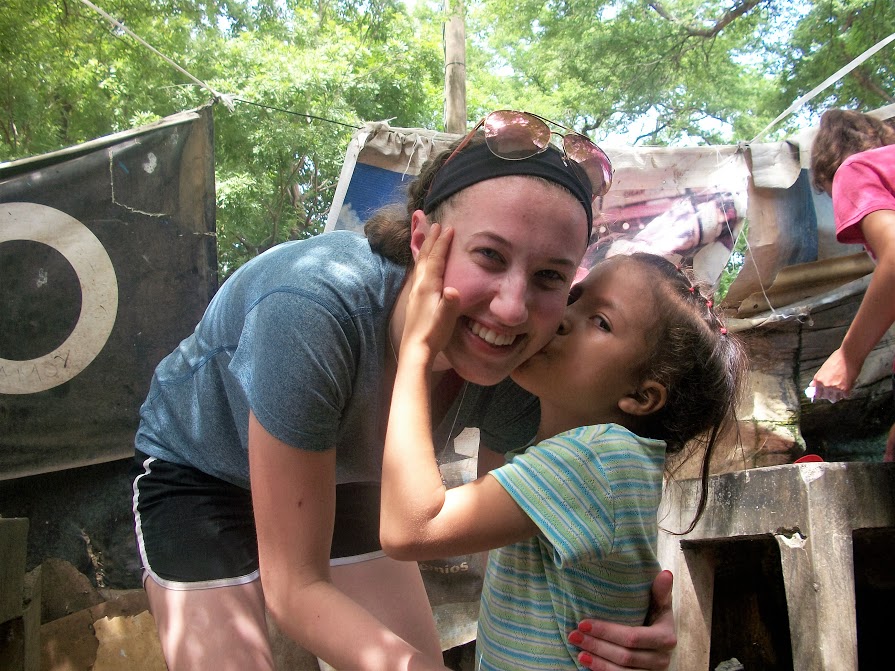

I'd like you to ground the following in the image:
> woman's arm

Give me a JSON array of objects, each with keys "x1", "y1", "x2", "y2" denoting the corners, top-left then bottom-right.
[
  {"x1": 570, "y1": 570, "x2": 677, "y2": 671},
  {"x1": 813, "y1": 210, "x2": 895, "y2": 401},
  {"x1": 249, "y1": 412, "x2": 449, "y2": 671}
]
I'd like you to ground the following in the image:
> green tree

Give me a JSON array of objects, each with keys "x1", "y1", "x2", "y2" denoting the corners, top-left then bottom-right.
[
  {"x1": 0, "y1": 0, "x2": 445, "y2": 274},
  {"x1": 782, "y1": 0, "x2": 894, "y2": 114},
  {"x1": 208, "y1": 1, "x2": 445, "y2": 273},
  {"x1": 3, "y1": 1, "x2": 893, "y2": 273},
  {"x1": 467, "y1": 0, "x2": 894, "y2": 144}
]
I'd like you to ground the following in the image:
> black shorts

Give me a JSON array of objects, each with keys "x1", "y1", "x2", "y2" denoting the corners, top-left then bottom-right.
[{"x1": 131, "y1": 450, "x2": 384, "y2": 589}]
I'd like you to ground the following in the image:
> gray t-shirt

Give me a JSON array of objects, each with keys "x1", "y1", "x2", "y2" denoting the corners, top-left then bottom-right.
[{"x1": 135, "y1": 230, "x2": 539, "y2": 489}]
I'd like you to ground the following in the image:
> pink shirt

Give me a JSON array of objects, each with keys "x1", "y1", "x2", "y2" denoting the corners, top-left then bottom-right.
[
  {"x1": 831, "y1": 143, "x2": 895, "y2": 372},
  {"x1": 832, "y1": 144, "x2": 895, "y2": 258}
]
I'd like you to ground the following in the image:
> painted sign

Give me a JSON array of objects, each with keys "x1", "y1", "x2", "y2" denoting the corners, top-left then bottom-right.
[{"x1": 0, "y1": 107, "x2": 217, "y2": 479}]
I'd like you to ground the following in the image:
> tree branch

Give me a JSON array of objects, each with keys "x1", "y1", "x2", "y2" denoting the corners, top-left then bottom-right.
[
  {"x1": 634, "y1": 122, "x2": 669, "y2": 145},
  {"x1": 648, "y1": 0, "x2": 765, "y2": 38},
  {"x1": 832, "y1": 32, "x2": 895, "y2": 105},
  {"x1": 850, "y1": 67, "x2": 895, "y2": 104}
]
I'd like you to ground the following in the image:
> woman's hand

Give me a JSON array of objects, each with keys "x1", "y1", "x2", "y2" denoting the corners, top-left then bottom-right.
[
  {"x1": 568, "y1": 570, "x2": 676, "y2": 671},
  {"x1": 402, "y1": 224, "x2": 461, "y2": 360}
]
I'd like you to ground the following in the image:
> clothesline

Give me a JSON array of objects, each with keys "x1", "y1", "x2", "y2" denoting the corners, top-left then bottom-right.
[
  {"x1": 750, "y1": 32, "x2": 895, "y2": 144},
  {"x1": 77, "y1": 0, "x2": 359, "y2": 129}
]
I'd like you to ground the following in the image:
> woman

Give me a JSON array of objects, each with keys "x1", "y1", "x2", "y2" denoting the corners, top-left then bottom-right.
[
  {"x1": 809, "y1": 109, "x2": 895, "y2": 458},
  {"x1": 383, "y1": 228, "x2": 746, "y2": 669},
  {"x1": 131, "y1": 110, "x2": 677, "y2": 670}
]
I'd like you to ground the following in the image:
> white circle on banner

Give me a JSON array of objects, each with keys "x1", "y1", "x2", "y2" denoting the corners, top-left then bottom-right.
[{"x1": 0, "y1": 202, "x2": 118, "y2": 394}]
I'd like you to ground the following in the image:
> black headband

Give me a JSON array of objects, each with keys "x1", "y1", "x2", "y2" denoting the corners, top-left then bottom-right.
[{"x1": 423, "y1": 140, "x2": 594, "y2": 242}]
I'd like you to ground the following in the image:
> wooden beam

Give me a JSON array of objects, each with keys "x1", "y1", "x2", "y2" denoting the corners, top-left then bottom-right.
[{"x1": 444, "y1": 0, "x2": 467, "y2": 134}]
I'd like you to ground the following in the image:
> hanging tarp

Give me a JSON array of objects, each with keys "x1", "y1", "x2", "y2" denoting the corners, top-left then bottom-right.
[
  {"x1": 327, "y1": 122, "x2": 752, "y2": 288},
  {"x1": 0, "y1": 106, "x2": 217, "y2": 480},
  {"x1": 327, "y1": 121, "x2": 455, "y2": 234},
  {"x1": 587, "y1": 144, "x2": 749, "y2": 285},
  {"x1": 327, "y1": 113, "x2": 895, "y2": 311}
]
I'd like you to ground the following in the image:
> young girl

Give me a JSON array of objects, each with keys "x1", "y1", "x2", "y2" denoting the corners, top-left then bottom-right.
[
  {"x1": 132, "y1": 115, "x2": 676, "y2": 671},
  {"x1": 808, "y1": 109, "x2": 895, "y2": 458},
  {"x1": 381, "y1": 225, "x2": 748, "y2": 670}
]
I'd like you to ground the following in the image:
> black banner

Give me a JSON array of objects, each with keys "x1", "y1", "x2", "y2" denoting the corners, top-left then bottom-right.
[{"x1": 0, "y1": 106, "x2": 217, "y2": 479}]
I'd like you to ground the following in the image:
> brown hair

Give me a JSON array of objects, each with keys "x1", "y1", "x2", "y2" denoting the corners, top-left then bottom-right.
[
  {"x1": 810, "y1": 109, "x2": 895, "y2": 195},
  {"x1": 364, "y1": 133, "x2": 581, "y2": 265},
  {"x1": 622, "y1": 253, "x2": 749, "y2": 534},
  {"x1": 364, "y1": 135, "x2": 478, "y2": 266}
]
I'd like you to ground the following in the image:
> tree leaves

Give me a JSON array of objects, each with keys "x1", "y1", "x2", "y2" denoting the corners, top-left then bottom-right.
[
  {"x1": 2, "y1": 0, "x2": 892, "y2": 273},
  {"x1": 0, "y1": 0, "x2": 444, "y2": 274},
  {"x1": 468, "y1": 0, "x2": 893, "y2": 144}
]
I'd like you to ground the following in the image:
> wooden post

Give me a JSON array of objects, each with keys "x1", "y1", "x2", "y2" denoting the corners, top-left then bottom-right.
[
  {"x1": 444, "y1": 0, "x2": 467, "y2": 134},
  {"x1": 0, "y1": 517, "x2": 39, "y2": 671}
]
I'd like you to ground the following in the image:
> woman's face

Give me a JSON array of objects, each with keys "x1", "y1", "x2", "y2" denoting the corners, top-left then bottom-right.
[{"x1": 411, "y1": 175, "x2": 588, "y2": 387}]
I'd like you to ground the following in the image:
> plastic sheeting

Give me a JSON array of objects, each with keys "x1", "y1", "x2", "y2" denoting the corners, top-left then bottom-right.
[
  {"x1": 0, "y1": 106, "x2": 218, "y2": 479},
  {"x1": 327, "y1": 122, "x2": 752, "y2": 287}
]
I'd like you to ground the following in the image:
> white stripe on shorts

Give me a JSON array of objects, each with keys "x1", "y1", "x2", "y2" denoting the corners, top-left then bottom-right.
[{"x1": 132, "y1": 454, "x2": 260, "y2": 591}]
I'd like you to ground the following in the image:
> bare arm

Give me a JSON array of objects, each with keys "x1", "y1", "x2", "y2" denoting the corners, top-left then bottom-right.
[
  {"x1": 570, "y1": 570, "x2": 677, "y2": 671},
  {"x1": 249, "y1": 412, "x2": 448, "y2": 671},
  {"x1": 380, "y1": 224, "x2": 539, "y2": 560},
  {"x1": 813, "y1": 210, "x2": 895, "y2": 400},
  {"x1": 384, "y1": 224, "x2": 676, "y2": 670}
]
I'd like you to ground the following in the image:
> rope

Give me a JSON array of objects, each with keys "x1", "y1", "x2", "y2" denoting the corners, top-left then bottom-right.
[
  {"x1": 78, "y1": 0, "x2": 235, "y2": 110},
  {"x1": 750, "y1": 31, "x2": 895, "y2": 144},
  {"x1": 230, "y1": 99, "x2": 360, "y2": 130}
]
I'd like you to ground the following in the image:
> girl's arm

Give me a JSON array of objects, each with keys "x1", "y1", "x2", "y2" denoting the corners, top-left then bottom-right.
[
  {"x1": 380, "y1": 224, "x2": 539, "y2": 560},
  {"x1": 384, "y1": 224, "x2": 676, "y2": 671},
  {"x1": 249, "y1": 413, "x2": 449, "y2": 671},
  {"x1": 812, "y1": 209, "x2": 895, "y2": 400}
]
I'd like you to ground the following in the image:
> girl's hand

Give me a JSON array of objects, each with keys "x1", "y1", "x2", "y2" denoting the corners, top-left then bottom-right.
[
  {"x1": 402, "y1": 224, "x2": 461, "y2": 361},
  {"x1": 810, "y1": 347, "x2": 859, "y2": 403},
  {"x1": 568, "y1": 570, "x2": 676, "y2": 671}
]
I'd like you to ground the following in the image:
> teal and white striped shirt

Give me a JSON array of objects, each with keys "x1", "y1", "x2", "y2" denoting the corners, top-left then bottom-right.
[{"x1": 477, "y1": 423, "x2": 665, "y2": 670}]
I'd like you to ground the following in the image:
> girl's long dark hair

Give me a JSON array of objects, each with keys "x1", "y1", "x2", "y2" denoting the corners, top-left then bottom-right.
[{"x1": 624, "y1": 253, "x2": 749, "y2": 534}]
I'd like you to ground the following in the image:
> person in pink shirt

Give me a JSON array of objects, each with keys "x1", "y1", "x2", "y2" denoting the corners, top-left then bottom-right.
[{"x1": 809, "y1": 109, "x2": 895, "y2": 459}]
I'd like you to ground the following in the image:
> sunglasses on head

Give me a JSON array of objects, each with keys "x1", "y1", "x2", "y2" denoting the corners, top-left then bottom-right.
[{"x1": 443, "y1": 109, "x2": 613, "y2": 198}]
